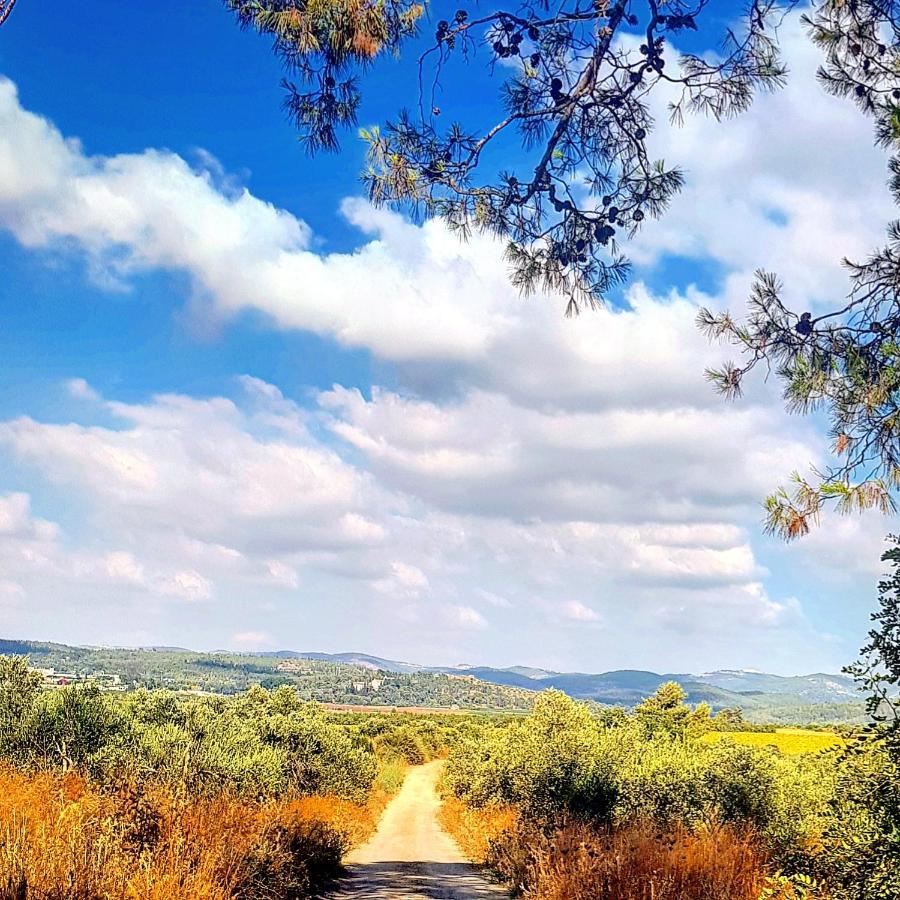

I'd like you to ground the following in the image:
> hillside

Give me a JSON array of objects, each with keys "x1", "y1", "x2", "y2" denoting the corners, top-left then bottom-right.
[
  {"x1": 0, "y1": 639, "x2": 534, "y2": 711},
  {"x1": 0, "y1": 638, "x2": 868, "y2": 723},
  {"x1": 293, "y1": 653, "x2": 867, "y2": 724}
]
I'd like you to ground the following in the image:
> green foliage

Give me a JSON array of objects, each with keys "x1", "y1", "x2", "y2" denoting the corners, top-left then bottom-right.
[
  {"x1": 373, "y1": 758, "x2": 406, "y2": 796},
  {"x1": 373, "y1": 726, "x2": 427, "y2": 765},
  {"x1": 0, "y1": 672, "x2": 380, "y2": 801},
  {"x1": 25, "y1": 685, "x2": 124, "y2": 773},
  {"x1": 849, "y1": 537, "x2": 900, "y2": 745},
  {"x1": 442, "y1": 685, "x2": 900, "y2": 898},
  {"x1": 0, "y1": 640, "x2": 535, "y2": 710},
  {"x1": 0, "y1": 656, "x2": 41, "y2": 762},
  {"x1": 812, "y1": 738, "x2": 900, "y2": 899},
  {"x1": 446, "y1": 689, "x2": 838, "y2": 859},
  {"x1": 817, "y1": 536, "x2": 900, "y2": 898},
  {"x1": 634, "y1": 681, "x2": 712, "y2": 739},
  {"x1": 446, "y1": 691, "x2": 617, "y2": 821}
]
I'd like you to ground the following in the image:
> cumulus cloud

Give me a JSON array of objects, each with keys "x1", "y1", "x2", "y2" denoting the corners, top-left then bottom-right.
[
  {"x1": 444, "y1": 604, "x2": 488, "y2": 630},
  {"x1": 230, "y1": 631, "x2": 275, "y2": 651},
  {"x1": 0, "y1": 12, "x2": 892, "y2": 671},
  {"x1": 66, "y1": 378, "x2": 101, "y2": 401},
  {"x1": 320, "y1": 380, "x2": 819, "y2": 527},
  {"x1": 0, "y1": 492, "x2": 58, "y2": 541},
  {"x1": 561, "y1": 600, "x2": 601, "y2": 623},
  {"x1": 0, "y1": 376, "x2": 829, "y2": 670}
]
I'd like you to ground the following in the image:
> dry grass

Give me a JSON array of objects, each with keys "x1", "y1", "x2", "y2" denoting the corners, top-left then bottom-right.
[
  {"x1": 523, "y1": 822, "x2": 805, "y2": 900},
  {"x1": 0, "y1": 766, "x2": 379, "y2": 900},
  {"x1": 523, "y1": 822, "x2": 770, "y2": 900},
  {"x1": 440, "y1": 801, "x2": 803, "y2": 900},
  {"x1": 438, "y1": 796, "x2": 519, "y2": 862}
]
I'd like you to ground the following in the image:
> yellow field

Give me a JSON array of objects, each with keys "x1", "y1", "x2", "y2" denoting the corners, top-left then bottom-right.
[{"x1": 700, "y1": 728, "x2": 844, "y2": 755}]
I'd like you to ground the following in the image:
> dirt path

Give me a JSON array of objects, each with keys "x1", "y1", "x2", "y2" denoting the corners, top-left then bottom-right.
[{"x1": 330, "y1": 760, "x2": 510, "y2": 899}]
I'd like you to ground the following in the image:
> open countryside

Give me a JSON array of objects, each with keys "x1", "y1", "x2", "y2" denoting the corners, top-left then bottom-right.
[
  {"x1": 0, "y1": 644, "x2": 894, "y2": 899},
  {"x1": 1, "y1": 0, "x2": 899, "y2": 898}
]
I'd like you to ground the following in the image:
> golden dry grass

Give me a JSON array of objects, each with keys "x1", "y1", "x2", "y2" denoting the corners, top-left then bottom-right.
[
  {"x1": 0, "y1": 766, "x2": 381, "y2": 900},
  {"x1": 438, "y1": 796, "x2": 519, "y2": 862},
  {"x1": 440, "y1": 799, "x2": 825, "y2": 900},
  {"x1": 524, "y1": 823, "x2": 783, "y2": 900}
]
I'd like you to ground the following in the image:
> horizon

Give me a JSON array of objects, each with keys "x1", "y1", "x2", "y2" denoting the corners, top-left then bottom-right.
[
  {"x1": 1, "y1": 634, "x2": 854, "y2": 680},
  {"x1": 0, "y1": 1, "x2": 894, "y2": 675}
]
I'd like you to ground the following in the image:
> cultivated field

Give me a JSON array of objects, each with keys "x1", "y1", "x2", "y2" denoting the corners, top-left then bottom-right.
[{"x1": 700, "y1": 728, "x2": 845, "y2": 755}]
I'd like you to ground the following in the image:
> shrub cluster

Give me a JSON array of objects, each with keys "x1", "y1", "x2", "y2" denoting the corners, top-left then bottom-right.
[
  {"x1": 0, "y1": 656, "x2": 478, "y2": 899},
  {"x1": 443, "y1": 687, "x2": 898, "y2": 899},
  {"x1": 0, "y1": 658, "x2": 377, "y2": 800}
]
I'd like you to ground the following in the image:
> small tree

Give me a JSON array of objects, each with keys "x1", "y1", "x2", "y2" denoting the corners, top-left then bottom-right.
[{"x1": 0, "y1": 655, "x2": 41, "y2": 762}]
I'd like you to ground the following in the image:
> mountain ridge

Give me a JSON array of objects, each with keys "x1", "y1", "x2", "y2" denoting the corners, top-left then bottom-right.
[
  {"x1": 0, "y1": 638, "x2": 864, "y2": 720},
  {"x1": 275, "y1": 650, "x2": 861, "y2": 706}
]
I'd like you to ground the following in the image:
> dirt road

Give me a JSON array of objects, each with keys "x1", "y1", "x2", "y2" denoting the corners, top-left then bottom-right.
[{"x1": 330, "y1": 761, "x2": 509, "y2": 899}]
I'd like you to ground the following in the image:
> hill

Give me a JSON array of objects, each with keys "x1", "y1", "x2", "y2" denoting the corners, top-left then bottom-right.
[
  {"x1": 290, "y1": 653, "x2": 866, "y2": 724},
  {"x1": 0, "y1": 639, "x2": 533, "y2": 711},
  {"x1": 0, "y1": 639, "x2": 868, "y2": 723}
]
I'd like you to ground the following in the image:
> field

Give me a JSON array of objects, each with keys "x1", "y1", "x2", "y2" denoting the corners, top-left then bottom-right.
[{"x1": 700, "y1": 728, "x2": 845, "y2": 755}]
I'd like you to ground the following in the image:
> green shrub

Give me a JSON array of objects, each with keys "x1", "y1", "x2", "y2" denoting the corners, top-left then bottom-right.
[{"x1": 808, "y1": 737, "x2": 900, "y2": 899}]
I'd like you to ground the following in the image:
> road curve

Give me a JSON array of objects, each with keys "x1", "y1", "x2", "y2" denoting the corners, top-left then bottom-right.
[{"x1": 329, "y1": 760, "x2": 509, "y2": 899}]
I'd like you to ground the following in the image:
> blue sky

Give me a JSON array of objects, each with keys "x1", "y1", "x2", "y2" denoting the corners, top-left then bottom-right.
[{"x1": 0, "y1": 1, "x2": 894, "y2": 673}]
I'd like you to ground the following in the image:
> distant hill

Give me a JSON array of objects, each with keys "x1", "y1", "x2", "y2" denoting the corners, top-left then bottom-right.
[
  {"x1": 288, "y1": 652, "x2": 866, "y2": 724},
  {"x1": 0, "y1": 638, "x2": 868, "y2": 724},
  {"x1": 0, "y1": 639, "x2": 534, "y2": 711},
  {"x1": 262, "y1": 651, "x2": 424, "y2": 674}
]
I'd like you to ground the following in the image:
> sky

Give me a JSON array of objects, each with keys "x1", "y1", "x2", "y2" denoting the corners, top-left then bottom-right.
[{"x1": 0, "y1": 1, "x2": 895, "y2": 674}]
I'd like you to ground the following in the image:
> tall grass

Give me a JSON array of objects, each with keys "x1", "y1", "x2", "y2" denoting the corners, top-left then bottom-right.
[
  {"x1": 524, "y1": 822, "x2": 776, "y2": 900},
  {"x1": 438, "y1": 796, "x2": 518, "y2": 862},
  {"x1": 0, "y1": 766, "x2": 374, "y2": 899},
  {"x1": 373, "y1": 757, "x2": 407, "y2": 797}
]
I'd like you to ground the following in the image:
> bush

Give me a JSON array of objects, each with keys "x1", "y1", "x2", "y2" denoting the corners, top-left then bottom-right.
[
  {"x1": 373, "y1": 726, "x2": 427, "y2": 764},
  {"x1": 445, "y1": 690, "x2": 834, "y2": 858},
  {"x1": 0, "y1": 678, "x2": 379, "y2": 803},
  {"x1": 808, "y1": 737, "x2": 900, "y2": 899},
  {"x1": 446, "y1": 691, "x2": 617, "y2": 821}
]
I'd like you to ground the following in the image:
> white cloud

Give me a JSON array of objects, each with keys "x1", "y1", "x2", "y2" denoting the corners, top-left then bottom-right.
[
  {"x1": 230, "y1": 631, "x2": 274, "y2": 651},
  {"x1": 561, "y1": 600, "x2": 601, "y2": 623},
  {"x1": 320, "y1": 380, "x2": 818, "y2": 528},
  {"x1": 0, "y1": 492, "x2": 58, "y2": 541},
  {"x1": 160, "y1": 570, "x2": 213, "y2": 603},
  {"x1": 444, "y1": 604, "x2": 488, "y2": 630},
  {"x1": 474, "y1": 588, "x2": 512, "y2": 608},
  {"x1": 0, "y1": 13, "x2": 893, "y2": 672},
  {"x1": 101, "y1": 551, "x2": 145, "y2": 585},
  {"x1": 66, "y1": 378, "x2": 101, "y2": 401},
  {"x1": 373, "y1": 561, "x2": 430, "y2": 599}
]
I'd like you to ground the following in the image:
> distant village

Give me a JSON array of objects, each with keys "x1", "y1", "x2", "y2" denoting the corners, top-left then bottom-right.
[{"x1": 32, "y1": 667, "x2": 125, "y2": 691}]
